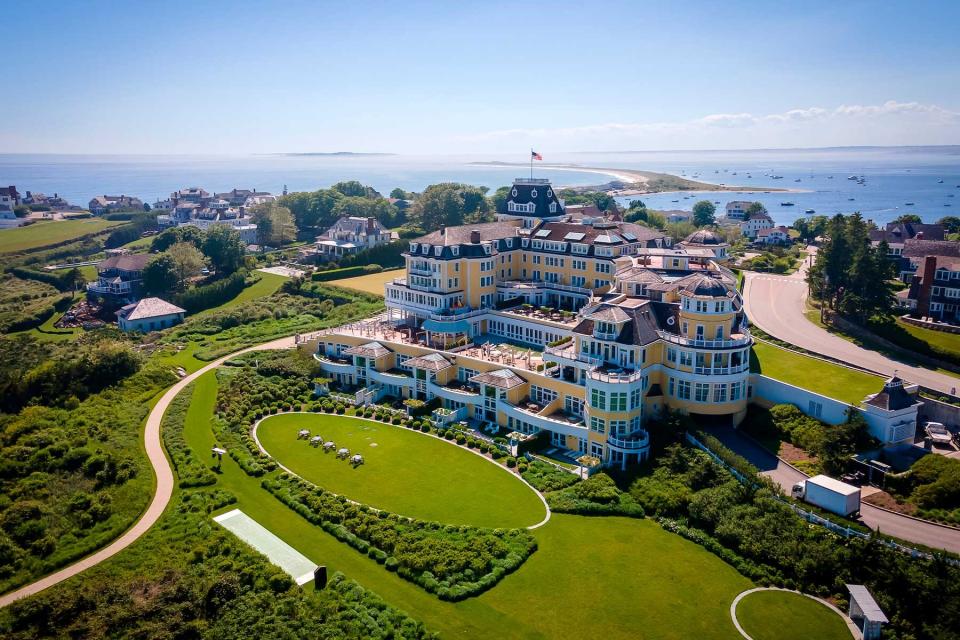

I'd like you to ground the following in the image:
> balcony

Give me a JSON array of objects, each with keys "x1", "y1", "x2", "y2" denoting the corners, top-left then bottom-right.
[
  {"x1": 500, "y1": 399, "x2": 587, "y2": 437},
  {"x1": 658, "y1": 329, "x2": 752, "y2": 349},
  {"x1": 607, "y1": 431, "x2": 650, "y2": 451},
  {"x1": 428, "y1": 380, "x2": 482, "y2": 403},
  {"x1": 588, "y1": 366, "x2": 644, "y2": 384},
  {"x1": 692, "y1": 362, "x2": 751, "y2": 376},
  {"x1": 314, "y1": 353, "x2": 355, "y2": 374},
  {"x1": 87, "y1": 280, "x2": 133, "y2": 295},
  {"x1": 544, "y1": 343, "x2": 603, "y2": 368},
  {"x1": 369, "y1": 368, "x2": 415, "y2": 387}
]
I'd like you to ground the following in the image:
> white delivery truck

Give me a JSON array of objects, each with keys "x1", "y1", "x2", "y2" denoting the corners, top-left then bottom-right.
[{"x1": 791, "y1": 474, "x2": 861, "y2": 517}]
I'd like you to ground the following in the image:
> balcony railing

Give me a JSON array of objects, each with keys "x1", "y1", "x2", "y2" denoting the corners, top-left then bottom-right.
[
  {"x1": 658, "y1": 330, "x2": 752, "y2": 349},
  {"x1": 588, "y1": 368, "x2": 644, "y2": 383},
  {"x1": 693, "y1": 363, "x2": 750, "y2": 375},
  {"x1": 496, "y1": 280, "x2": 593, "y2": 296},
  {"x1": 428, "y1": 308, "x2": 486, "y2": 322},
  {"x1": 86, "y1": 281, "x2": 133, "y2": 295},
  {"x1": 607, "y1": 431, "x2": 650, "y2": 450},
  {"x1": 545, "y1": 344, "x2": 603, "y2": 367}
]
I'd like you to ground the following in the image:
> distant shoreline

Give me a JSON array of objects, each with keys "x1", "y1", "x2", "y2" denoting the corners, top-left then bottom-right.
[{"x1": 468, "y1": 161, "x2": 792, "y2": 194}]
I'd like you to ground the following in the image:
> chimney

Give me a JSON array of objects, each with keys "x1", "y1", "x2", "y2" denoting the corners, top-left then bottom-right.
[
  {"x1": 916, "y1": 231, "x2": 924, "y2": 240},
  {"x1": 439, "y1": 225, "x2": 445, "y2": 236},
  {"x1": 916, "y1": 255, "x2": 938, "y2": 318},
  {"x1": 470, "y1": 229, "x2": 481, "y2": 244}
]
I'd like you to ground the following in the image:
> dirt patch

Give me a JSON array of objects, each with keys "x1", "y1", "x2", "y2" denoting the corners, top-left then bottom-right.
[
  {"x1": 863, "y1": 490, "x2": 919, "y2": 516},
  {"x1": 778, "y1": 441, "x2": 817, "y2": 466}
]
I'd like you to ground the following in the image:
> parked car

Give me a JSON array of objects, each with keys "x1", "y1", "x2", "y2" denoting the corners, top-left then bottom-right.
[{"x1": 924, "y1": 422, "x2": 954, "y2": 445}]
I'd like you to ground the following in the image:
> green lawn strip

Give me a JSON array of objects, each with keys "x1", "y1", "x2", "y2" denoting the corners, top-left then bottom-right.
[
  {"x1": 180, "y1": 370, "x2": 751, "y2": 639},
  {"x1": 193, "y1": 271, "x2": 288, "y2": 316},
  {"x1": 750, "y1": 341, "x2": 883, "y2": 404},
  {"x1": 897, "y1": 320, "x2": 960, "y2": 357},
  {"x1": 257, "y1": 413, "x2": 545, "y2": 528},
  {"x1": 736, "y1": 590, "x2": 852, "y2": 640},
  {"x1": 326, "y1": 269, "x2": 401, "y2": 296},
  {"x1": 0, "y1": 219, "x2": 124, "y2": 254}
]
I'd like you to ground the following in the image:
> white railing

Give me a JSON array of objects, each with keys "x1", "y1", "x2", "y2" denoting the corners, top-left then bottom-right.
[
  {"x1": 428, "y1": 308, "x2": 486, "y2": 322},
  {"x1": 658, "y1": 330, "x2": 752, "y2": 349},
  {"x1": 607, "y1": 432, "x2": 650, "y2": 450},
  {"x1": 496, "y1": 280, "x2": 593, "y2": 296},
  {"x1": 545, "y1": 344, "x2": 603, "y2": 367},
  {"x1": 87, "y1": 281, "x2": 132, "y2": 294},
  {"x1": 693, "y1": 363, "x2": 751, "y2": 376},
  {"x1": 588, "y1": 368, "x2": 644, "y2": 383}
]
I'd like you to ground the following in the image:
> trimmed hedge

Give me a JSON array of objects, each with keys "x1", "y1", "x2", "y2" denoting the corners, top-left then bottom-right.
[
  {"x1": 172, "y1": 270, "x2": 250, "y2": 314},
  {"x1": 8, "y1": 266, "x2": 79, "y2": 292},
  {"x1": 161, "y1": 382, "x2": 217, "y2": 488},
  {"x1": 263, "y1": 473, "x2": 536, "y2": 601}
]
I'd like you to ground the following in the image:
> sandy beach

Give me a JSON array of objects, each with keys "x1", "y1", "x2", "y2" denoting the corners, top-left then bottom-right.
[{"x1": 470, "y1": 161, "x2": 792, "y2": 195}]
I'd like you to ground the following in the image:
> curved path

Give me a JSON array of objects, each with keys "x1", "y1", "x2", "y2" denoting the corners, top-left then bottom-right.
[
  {"x1": 730, "y1": 587, "x2": 860, "y2": 640},
  {"x1": 743, "y1": 248, "x2": 959, "y2": 395},
  {"x1": 0, "y1": 336, "x2": 297, "y2": 609}
]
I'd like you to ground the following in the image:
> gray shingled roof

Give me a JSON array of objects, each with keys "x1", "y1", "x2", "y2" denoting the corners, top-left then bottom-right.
[
  {"x1": 117, "y1": 297, "x2": 185, "y2": 321},
  {"x1": 469, "y1": 369, "x2": 527, "y2": 389},
  {"x1": 344, "y1": 342, "x2": 391, "y2": 358},
  {"x1": 406, "y1": 353, "x2": 452, "y2": 371}
]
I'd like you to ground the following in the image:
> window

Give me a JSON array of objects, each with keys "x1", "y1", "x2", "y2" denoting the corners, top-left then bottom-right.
[
  {"x1": 451, "y1": 246, "x2": 459, "y2": 256},
  {"x1": 590, "y1": 416, "x2": 606, "y2": 434},
  {"x1": 572, "y1": 259, "x2": 587, "y2": 270},
  {"x1": 677, "y1": 380, "x2": 691, "y2": 400},
  {"x1": 609, "y1": 420, "x2": 627, "y2": 435},
  {"x1": 590, "y1": 388, "x2": 606, "y2": 410},
  {"x1": 694, "y1": 383, "x2": 709, "y2": 402},
  {"x1": 571, "y1": 276, "x2": 586, "y2": 288},
  {"x1": 679, "y1": 351, "x2": 692, "y2": 367},
  {"x1": 630, "y1": 388, "x2": 642, "y2": 409},
  {"x1": 730, "y1": 381, "x2": 743, "y2": 401},
  {"x1": 610, "y1": 392, "x2": 627, "y2": 411},
  {"x1": 713, "y1": 384, "x2": 727, "y2": 403},
  {"x1": 596, "y1": 262, "x2": 612, "y2": 274},
  {"x1": 668, "y1": 377, "x2": 676, "y2": 396},
  {"x1": 667, "y1": 347, "x2": 677, "y2": 363},
  {"x1": 808, "y1": 400, "x2": 822, "y2": 418}
]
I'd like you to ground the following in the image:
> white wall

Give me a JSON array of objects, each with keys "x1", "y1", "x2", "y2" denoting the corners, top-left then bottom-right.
[{"x1": 750, "y1": 374, "x2": 851, "y2": 424}]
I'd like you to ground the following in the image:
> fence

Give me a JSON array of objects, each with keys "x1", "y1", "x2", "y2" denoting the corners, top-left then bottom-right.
[{"x1": 684, "y1": 432, "x2": 960, "y2": 567}]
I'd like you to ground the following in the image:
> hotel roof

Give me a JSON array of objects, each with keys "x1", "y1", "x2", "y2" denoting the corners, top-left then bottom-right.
[
  {"x1": 344, "y1": 341, "x2": 391, "y2": 358},
  {"x1": 469, "y1": 368, "x2": 527, "y2": 390}
]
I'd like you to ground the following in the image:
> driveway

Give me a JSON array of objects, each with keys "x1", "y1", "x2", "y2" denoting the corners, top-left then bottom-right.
[
  {"x1": 743, "y1": 247, "x2": 960, "y2": 395},
  {"x1": 708, "y1": 427, "x2": 960, "y2": 554}
]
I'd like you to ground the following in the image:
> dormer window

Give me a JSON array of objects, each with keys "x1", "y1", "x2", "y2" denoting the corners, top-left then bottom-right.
[
  {"x1": 511, "y1": 188, "x2": 518, "y2": 197},
  {"x1": 549, "y1": 202, "x2": 557, "y2": 213},
  {"x1": 421, "y1": 244, "x2": 430, "y2": 254},
  {"x1": 452, "y1": 246, "x2": 459, "y2": 256},
  {"x1": 531, "y1": 188, "x2": 538, "y2": 198},
  {"x1": 434, "y1": 246, "x2": 442, "y2": 256},
  {"x1": 506, "y1": 238, "x2": 513, "y2": 248}
]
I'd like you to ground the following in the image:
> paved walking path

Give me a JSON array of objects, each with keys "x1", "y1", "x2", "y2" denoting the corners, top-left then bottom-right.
[
  {"x1": 743, "y1": 248, "x2": 959, "y2": 395},
  {"x1": 0, "y1": 336, "x2": 296, "y2": 609}
]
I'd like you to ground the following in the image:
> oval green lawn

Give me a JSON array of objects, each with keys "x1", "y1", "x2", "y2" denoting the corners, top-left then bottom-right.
[
  {"x1": 737, "y1": 590, "x2": 852, "y2": 640},
  {"x1": 257, "y1": 413, "x2": 546, "y2": 528}
]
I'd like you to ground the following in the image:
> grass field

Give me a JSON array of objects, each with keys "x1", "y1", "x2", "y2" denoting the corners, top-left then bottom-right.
[
  {"x1": 326, "y1": 269, "x2": 402, "y2": 296},
  {"x1": 0, "y1": 219, "x2": 123, "y2": 253},
  {"x1": 181, "y1": 371, "x2": 754, "y2": 639},
  {"x1": 195, "y1": 271, "x2": 287, "y2": 316},
  {"x1": 896, "y1": 318, "x2": 960, "y2": 359},
  {"x1": 751, "y1": 340, "x2": 883, "y2": 404},
  {"x1": 257, "y1": 413, "x2": 545, "y2": 528},
  {"x1": 736, "y1": 590, "x2": 852, "y2": 640}
]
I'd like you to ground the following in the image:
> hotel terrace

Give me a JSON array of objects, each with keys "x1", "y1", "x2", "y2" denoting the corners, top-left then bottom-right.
[{"x1": 300, "y1": 178, "x2": 748, "y2": 469}]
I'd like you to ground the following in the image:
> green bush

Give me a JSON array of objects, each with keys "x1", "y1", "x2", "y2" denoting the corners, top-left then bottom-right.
[
  {"x1": 521, "y1": 460, "x2": 580, "y2": 492},
  {"x1": 548, "y1": 473, "x2": 645, "y2": 518}
]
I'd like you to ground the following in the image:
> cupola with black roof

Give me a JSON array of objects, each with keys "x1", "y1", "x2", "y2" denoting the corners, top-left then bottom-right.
[{"x1": 497, "y1": 178, "x2": 566, "y2": 225}]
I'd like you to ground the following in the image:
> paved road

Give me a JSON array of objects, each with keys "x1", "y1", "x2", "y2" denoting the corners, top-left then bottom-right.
[
  {"x1": 743, "y1": 248, "x2": 959, "y2": 396},
  {"x1": 709, "y1": 427, "x2": 960, "y2": 554},
  {"x1": 0, "y1": 336, "x2": 297, "y2": 609}
]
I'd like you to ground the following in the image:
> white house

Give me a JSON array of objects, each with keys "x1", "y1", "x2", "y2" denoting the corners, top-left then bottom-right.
[
  {"x1": 723, "y1": 200, "x2": 753, "y2": 222},
  {"x1": 859, "y1": 375, "x2": 921, "y2": 444},
  {"x1": 741, "y1": 211, "x2": 774, "y2": 239},
  {"x1": 756, "y1": 226, "x2": 790, "y2": 245},
  {"x1": 313, "y1": 216, "x2": 393, "y2": 261},
  {"x1": 116, "y1": 297, "x2": 186, "y2": 332}
]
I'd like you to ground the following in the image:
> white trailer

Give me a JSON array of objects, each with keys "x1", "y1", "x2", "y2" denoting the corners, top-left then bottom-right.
[{"x1": 791, "y1": 474, "x2": 860, "y2": 517}]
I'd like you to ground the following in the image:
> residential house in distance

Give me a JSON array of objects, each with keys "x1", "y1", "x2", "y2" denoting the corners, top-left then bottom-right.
[
  {"x1": 21, "y1": 191, "x2": 77, "y2": 211},
  {"x1": 310, "y1": 216, "x2": 394, "y2": 261},
  {"x1": 214, "y1": 188, "x2": 273, "y2": 207},
  {"x1": 157, "y1": 188, "x2": 259, "y2": 244},
  {"x1": 86, "y1": 253, "x2": 153, "y2": 304},
  {"x1": 302, "y1": 177, "x2": 752, "y2": 470},
  {"x1": 0, "y1": 186, "x2": 20, "y2": 222},
  {"x1": 565, "y1": 203, "x2": 622, "y2": 222},
  {"x1": 897, "y1": 238, "x2": 960, "y2": 281},
  {"x1": 899, "y1": 255, "x2": 960, "y2": 323},
  {"x1": 88, "y1": 194, "x2": 144, "y2": 215},
  {"x1": 756, "y1": 226, "x2": 791, "y2": 245},
  {"x1": 171, "y1": 187, "x2": 211, "y2": 206},
  {"x1": 662, "y1": 210, "x2": 693, "y2": 224},
  {"x1": 869, "y1": 221, "x2": 945, "y2": 257},
  {"x1": 740, "y1": 210, "x2": 774, "y2": 239},
  {"x1": 116, "y1": 297, "x2": 186, "y2": 332},
  {"x1": 723, "y1": 200, "x2": 753, "y2": 222}
]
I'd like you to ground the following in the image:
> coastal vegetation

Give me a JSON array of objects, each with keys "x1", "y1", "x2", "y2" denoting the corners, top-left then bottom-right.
[{"x1": 0, "y1": 219, "x2": 124, "y2": 255}]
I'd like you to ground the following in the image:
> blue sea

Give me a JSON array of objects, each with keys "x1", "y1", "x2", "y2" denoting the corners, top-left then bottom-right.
[{"x1": 1, "y1": 147, "x2": 959, "y2": 227}]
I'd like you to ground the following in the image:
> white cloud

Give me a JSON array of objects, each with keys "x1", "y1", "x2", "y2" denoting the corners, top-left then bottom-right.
[{"x1": 456, "y1": 100, "x2": 960, "y2": 150}]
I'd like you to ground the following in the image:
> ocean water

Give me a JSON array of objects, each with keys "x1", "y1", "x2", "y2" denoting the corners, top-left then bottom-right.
[{"x1": 1, "y1": 147, "x2": 959, "y2": 228}]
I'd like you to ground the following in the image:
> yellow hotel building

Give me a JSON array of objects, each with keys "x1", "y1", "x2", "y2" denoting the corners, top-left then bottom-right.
[{"x1": 301, "y1": 178, "x2": 750, "y2": 469}]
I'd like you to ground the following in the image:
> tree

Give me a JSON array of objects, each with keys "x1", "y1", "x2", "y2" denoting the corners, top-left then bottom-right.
[
  {"x1": 13, "y1": 205, "x2": 30, "y2": 218},
  {"x1": 892, "y1": 213, "x2": 922, "y2": 224},
  {"x1": 746, "y1": 202, "x2": 767, "y2": 216},
  {"x1": 203, "y1": 224, "x2": 245, "y2": 274},
  {"x1": 331, "y1": 181, "x2": 381, "y2": 198},
  {"x1": 389, "y1": 188, "x2": 409, "y2": 200},
  {"x1": 665, "y1": 221, "x2": 697, "y2": 242},
  {"x1": 331, "y1": 196, "x2": 398, "y2": 228},
  {"x1": 62, "y1": 268, "x2": 85, "y2": 296},
  {"x1": 142, "y1": 254, "x2": 179, "y2": 294},
  {"x1": 408, "y1": 183, "x2": 491, "y2": 232},
  {"x1": 252, "y1": 203, "x2": 296, "y2": 247},
  {"x1": 152, "y1": 225, "x2": 205, "y2": 252},
  {"x1": 938, "y1": 216, "x2": 960, "y2": 234},
  {"x1": 279, "y1": 189, "x2": 343, "y2": 231},
  {"x1": 166, "y1": 242, "x2": 206, "y2": 288},
  {"x1": 692, "y1": 200, "x2": 716, "y2": 226}
]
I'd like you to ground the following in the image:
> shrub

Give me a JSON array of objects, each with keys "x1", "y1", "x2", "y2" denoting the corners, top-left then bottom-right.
[{"x1": 521, "y1": 460, "x2": 580, "y2": 492}]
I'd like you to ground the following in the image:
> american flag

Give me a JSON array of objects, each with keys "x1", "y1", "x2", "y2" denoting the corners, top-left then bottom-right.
[{"x1": 531, "y1": 150, "x2": 543, "y2": 161}]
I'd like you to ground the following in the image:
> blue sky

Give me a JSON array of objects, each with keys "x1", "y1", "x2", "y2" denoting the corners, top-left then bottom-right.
[{"x1": 2, "y1": 0, "x2": 959, "y2": 154}]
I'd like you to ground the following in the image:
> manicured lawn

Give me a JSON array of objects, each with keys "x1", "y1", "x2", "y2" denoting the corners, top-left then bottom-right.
[
  {"x1": 751, "y1": 340, "x2": 883, "y2": 404},
  {"x1": 257, "y1": 413, "x2": 545, "y2": 528},
  {"x1": 737, "y1": 590, "x2": 852, "y2": 640},
  {"x1": 0, "y1": 219, "x2": 123, "y2": 253},
  {"x1": 194, "y1": 271, "x2": 287, "y2": 316},
  {"x1": 181, "y1": 371, "x2": 752, "y2": 639},
  {"x1": 896, "y1": 318, "x2": 960, "y2": 359},
  {"x1": 327, "y1": 269, "x2": 402, "y2": 296}
]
